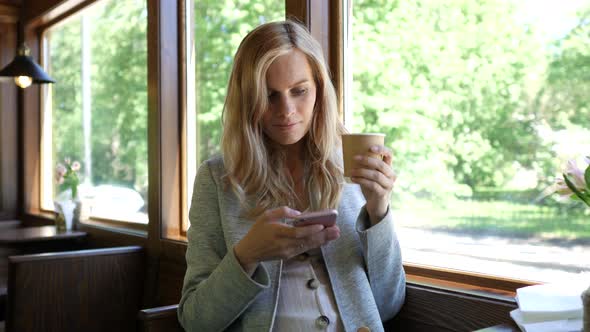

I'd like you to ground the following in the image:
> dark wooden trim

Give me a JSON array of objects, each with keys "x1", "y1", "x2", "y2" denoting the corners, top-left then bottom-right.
[
  {"x1": 22, "y1": 0, "x2": 98, "y2": 27},
  {"x1": 145, "y1": 0, "x2": 183, "y2": 307},
  {"x1": 329, "y1": 0, "x2": 343, "y2": 117},
  {"x1": 0, "y1": 3, "x2": 18, "y2": 23},
  {"x1": 404, "y1": 263, "x2": 536, "y2": 294},
  {"x1": 386, "y1": 283, "x2": 518, "y2": 332},
  {"x1": 0, "y1": 21, "x2": 18, "y2": 220},
  {"x1": 147, "y1": 0, "x2": 181, "y2": 243},
  {"x1": 8, "y1": 245, "x2": 142, "y2": 263},
  {"x1": 308, "y1": 1, "x2": 329, "y2": 66},
  {"x1": 159, "y1": 0, "x2": 181, "y2": 240},
  {"x1": 286, "y1": 0, "x2": 309, "y2": 26},
  {"x1": 291, "y1": 0, "x2": 342, "y2": 116},
  {"x1": 178, "y1": 0, "x2": 189, "y2": 238},
  {"x1": 21, "y1": 24, "x2": 41, "y2": 218},
  {"x1": 6, "y1": 245, "x2": 144, "y2": 332},
  {"x1": 79, "y1": 217, "x2": 148, "y2": 232},
  {"x1": 0, "y1": 0, "x2": 21, "y2": 6},
  {"x1": 33, "y1": 0, "x2": 100, "y2": 33}
]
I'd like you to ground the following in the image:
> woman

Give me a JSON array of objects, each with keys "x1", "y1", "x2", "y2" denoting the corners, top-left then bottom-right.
[{"x1": 178, "y1": 20, "x2": 405, "y2": 332}]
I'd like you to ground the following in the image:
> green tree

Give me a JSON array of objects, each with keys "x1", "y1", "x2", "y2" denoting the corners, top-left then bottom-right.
[
  {"x1": 49, "y1": 0, "x2": 148, "y2": 201},
  {"x1": 351, "y1": 0, "x2": 558, "y2": 200},
  {"x1": 194, "y1": 0, "x2": 285, "y2": 163}
]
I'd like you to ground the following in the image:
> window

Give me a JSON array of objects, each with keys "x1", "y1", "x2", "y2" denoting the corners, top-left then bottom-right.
[
  {"x1": 183, "y1": 0, "x2": 286, "y2": 231},
  {"x1": 345, "y1": 0, "x2": 590, "y2": 283},
  {"x1": 41, "y1": 0, "x2": 148, "y2": 225}
]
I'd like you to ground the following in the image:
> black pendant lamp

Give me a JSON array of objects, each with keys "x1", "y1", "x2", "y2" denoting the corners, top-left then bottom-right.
[{"x1": 0, "y1": 44, "x2": 55, "y2": 88}]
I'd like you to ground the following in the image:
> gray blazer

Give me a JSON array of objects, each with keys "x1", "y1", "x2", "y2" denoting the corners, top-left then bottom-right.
[{"x1": 178, "y1": 156, "x2": 406, "y2": 332}]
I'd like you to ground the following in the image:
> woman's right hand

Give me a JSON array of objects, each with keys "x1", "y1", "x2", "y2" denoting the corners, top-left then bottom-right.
[{"x1": 233, "y1": 206, "x2": 340, "y2": 274}]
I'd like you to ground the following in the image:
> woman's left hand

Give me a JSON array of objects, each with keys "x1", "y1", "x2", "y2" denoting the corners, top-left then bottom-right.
[{"x1": 350, "y1": 145, "x2": 396, "y2": 225}]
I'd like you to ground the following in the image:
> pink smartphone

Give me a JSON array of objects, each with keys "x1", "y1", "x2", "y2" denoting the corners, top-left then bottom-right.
[{"x1": 290, "y1": 209, "x2": 338, "y2": 227}]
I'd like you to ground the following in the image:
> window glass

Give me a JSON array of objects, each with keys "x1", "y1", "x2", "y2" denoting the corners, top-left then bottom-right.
[
  {"x1": 184, "y1": 0, "x2": 285, "y2": 230},
  {"x1": 346, "y1": 0, "x2": 590, "y2": 282},
  {"x1": 42, "y1": 0, "x2": 148, "y2": 224}
]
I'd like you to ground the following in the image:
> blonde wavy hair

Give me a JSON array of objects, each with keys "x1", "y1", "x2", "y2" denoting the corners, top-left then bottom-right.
[{"x1": 221, "y1": 20, "x2": 345, "y2": 218}]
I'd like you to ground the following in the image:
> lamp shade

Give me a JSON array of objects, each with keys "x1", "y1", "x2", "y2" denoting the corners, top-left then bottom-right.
[{"x1": 0, "y1": 44, "x2": 55, "y2": 84}]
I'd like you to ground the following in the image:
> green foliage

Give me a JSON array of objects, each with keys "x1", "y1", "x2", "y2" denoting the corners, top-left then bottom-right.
[
  {"x1": 49, "y1": 0, "x2": 148, "y2": 199},
  {"x1": 351, "y1": 0, "x2": 590, "y2": 201},
  {"x1": 46, "y1": 0, "x2": 590, "y2": 219},
  {"x1": 194, "y1": 0, "x2": 285, "y2": 164}
]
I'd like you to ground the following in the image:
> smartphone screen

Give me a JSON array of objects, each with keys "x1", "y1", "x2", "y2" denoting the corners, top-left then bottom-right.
[{"x1": 289, "y1": 209, "x2": 338, "y2": 227}]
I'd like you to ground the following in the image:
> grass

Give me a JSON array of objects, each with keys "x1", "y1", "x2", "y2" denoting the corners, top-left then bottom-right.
[{"x1": 392, "y1": 196, "x2": 590, "y2": 242}]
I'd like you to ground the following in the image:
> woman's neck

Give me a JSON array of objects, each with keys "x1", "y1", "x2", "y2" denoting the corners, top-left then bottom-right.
[
  {"x1": 283, "y1": 140, "x2": 308, "y2": 210},
  {"x1": 285, "y1": 140, "x2": 305, "y2": 178}
]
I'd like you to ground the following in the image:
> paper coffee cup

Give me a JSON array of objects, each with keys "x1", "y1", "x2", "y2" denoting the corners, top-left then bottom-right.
[{"x1": 341, "y1": 133, "x2": 385, "y2": 178}]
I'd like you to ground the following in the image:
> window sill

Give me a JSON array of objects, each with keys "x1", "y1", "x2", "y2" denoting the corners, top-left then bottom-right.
[
  {"x1": 80, "y1": 219, "x2": 148, "y2": 238},
  {"x1": 404, "y1": 262, "x2": 537, "y2": 300},
  {"x1": 23, "y1": 211, "x2": 148, "y2": 238}
]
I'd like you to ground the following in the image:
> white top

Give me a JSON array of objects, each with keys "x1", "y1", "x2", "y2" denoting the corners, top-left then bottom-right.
[{"x1": 272, "y1": 248, "x2": 344, "y2": 332}]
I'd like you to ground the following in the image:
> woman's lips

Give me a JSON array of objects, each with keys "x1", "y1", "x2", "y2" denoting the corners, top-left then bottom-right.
[{"x1": 275, "y1": 122, "x2": 298, "y2": 130}]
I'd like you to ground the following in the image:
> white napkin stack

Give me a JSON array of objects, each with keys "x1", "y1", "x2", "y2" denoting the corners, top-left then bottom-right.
[{"x1": 510, "y1": 280, "x2": 587, "y2": 332}]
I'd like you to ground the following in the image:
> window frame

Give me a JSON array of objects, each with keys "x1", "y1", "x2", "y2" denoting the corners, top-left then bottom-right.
[
  {"x1": 338, "y1": 0, "x2": 540, "y2": 294},
  {"x1": 17, "y1": 0, "x2": 535, "y2": 303},
  {"x1": 22, "y1": 0, "x2": 151, "y2": 234}
]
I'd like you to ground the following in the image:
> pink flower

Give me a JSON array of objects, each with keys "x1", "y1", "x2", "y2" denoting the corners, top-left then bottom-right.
[
  {"x1": 71, "y1": 161, "x2": 81, "y2": 171},
  {"x1": 55, "y1": 164, "x2": 67, "y2": 184},
  {"x1": 554, "y1": 177, "x2": 573, "y2": 199},
  {"x1": 564, "y1": 159, "x2": 587, "y2": 191},
  {"x1": 538, "y1": 157, "x2": 590, "y2": 206}
]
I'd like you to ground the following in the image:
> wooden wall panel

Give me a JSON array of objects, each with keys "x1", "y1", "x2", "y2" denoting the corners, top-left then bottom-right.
[
  {"x1": 0, "y1": 3, "x2": 19, "y2": 23},
  {"x1": 386, "y1": 284, "x2": 518, "y2": 332},
  {"x1": 21, "y1": 0, "x2": 81, "y2": 24},
  {"x1": 7, "y1": 246, "x2": 145, "y2": 332},
  {"x1": 0, "y1": 0, "x2": 21, "y2": 6},
  {"x1": 0, "y1": 22, "x2": 18, "y2": 220},
  {"x1": 156, "y1": 258, "x2": 185, "y2": 306}
]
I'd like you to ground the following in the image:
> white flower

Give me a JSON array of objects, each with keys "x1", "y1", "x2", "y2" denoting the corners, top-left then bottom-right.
[{"x1": 564, "y1": 159, "x2": 586, "y2": 190}]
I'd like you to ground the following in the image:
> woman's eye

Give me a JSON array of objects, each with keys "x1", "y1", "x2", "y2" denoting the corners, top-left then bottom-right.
[
  {"x1": 293, "y1": 88, "x2": 307, "y2": 96},
  {"x1": 268, "y1": 92, "x2": 278, "y2": 101}
]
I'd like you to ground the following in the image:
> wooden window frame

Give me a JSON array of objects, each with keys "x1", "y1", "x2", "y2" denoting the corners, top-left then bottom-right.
[
  {"x1": 16, "y1": 0, "x2": 533, "y2": 309},
  {"x1": 333, "y1": 0, "x2": 537, "y2": 298},
  {"x1": 21, "y1": 0, "x2": 153, "y2": 234}
]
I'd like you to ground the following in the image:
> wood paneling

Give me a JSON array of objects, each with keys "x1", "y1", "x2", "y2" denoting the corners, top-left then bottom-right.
[
  {"x1": 0, "y1": 0, "x2": 21, "y2": 6},
  {"x1": 21, "y1": 0, "x2": 92, "y2": 25},
  {"x1": 6, "y1": 246, "x2": 145, "y2": 332},
  {"x1": 286, "y1": 0, "x2": 308, "y2": 25},
  {"x1": 386, "y1": 283, "x2": 518, "y2": 332},
  {"x1": 0, "y1": 3, "x2": 19, "y2": 23},
  {"x1": 405, "y1": 263, "x2": 535, "y2": 295},
  {"x1": 329, "y1": 0, "x2": 343, "y2": 117},
  {"x1": 20, "y1": 23, "x2": 41, "y2": 216},
  {"x1": 156, "y1": 257, "x2": 185, "y2": 305},
  {"x1": 0, "y1": 22, "x2": 18, "y2": 220}
]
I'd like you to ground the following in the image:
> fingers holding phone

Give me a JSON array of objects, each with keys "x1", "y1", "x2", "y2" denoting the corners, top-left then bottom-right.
[
  {"x1": 288, "y1": 209, "x2": 338, "y2": 228},
  {"x1": 234, "y1": 207, "x2": 337, "y2": 274},
  {"x1": 286, "y1": 209, "x2": 340, "y2": 252}
]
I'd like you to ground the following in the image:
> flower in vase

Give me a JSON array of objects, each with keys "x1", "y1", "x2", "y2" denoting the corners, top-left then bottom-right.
[
  {"x1": 542, "y1": 156, "x2": 590, "y2": 207},
  {"x1": 55, "y1": 158, "x2": 81, "y2": 200}
]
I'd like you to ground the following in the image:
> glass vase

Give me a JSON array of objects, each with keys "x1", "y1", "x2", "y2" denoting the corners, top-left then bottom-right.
[{"x1": 54, "y1": 199, "x2": 77, "y2": 232}]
